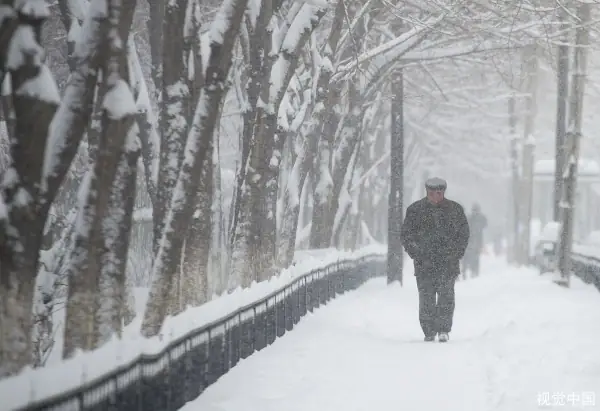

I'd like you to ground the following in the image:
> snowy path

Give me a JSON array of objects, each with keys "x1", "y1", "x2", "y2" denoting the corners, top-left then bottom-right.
[{"x1": 180, "y1": 256, "x2": 600, "y2": 411}]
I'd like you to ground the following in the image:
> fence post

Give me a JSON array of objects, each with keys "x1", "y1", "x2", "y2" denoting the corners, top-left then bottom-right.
[
  {"x1": 167, "y1": 350, "x2": 172, "y2": 411},
  {"x1": 16, "y1": 253, "x2": 389, "y2": 411}
]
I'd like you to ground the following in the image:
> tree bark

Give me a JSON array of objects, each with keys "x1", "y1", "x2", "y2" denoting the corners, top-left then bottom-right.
[
  {"x1": 153, "y1": 0, "x2": 191, "y2": 255},
  {"x1": 142, "y1": 0, "x2": 249, "y2": 337},
  {"x1": 0, "y1": 2, "x2": 61, "y2": 377},
  {"x1": 232, "y1": 4, "x2": 326, "y2": 286},
  {"x1": 63, "y1": 0, "x2": 137, "y2": 358}
]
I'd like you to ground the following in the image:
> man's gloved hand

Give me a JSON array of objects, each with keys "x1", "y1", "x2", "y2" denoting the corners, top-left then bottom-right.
[
  {"x1": 421, "y1": 259, "x2": 434, "y2": 271},
  {"x1": 436, "y1": 247, "x2": 461, "y2": 263}
]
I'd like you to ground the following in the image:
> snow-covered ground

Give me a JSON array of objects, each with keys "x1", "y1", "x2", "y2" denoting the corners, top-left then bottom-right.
[
  {"x1": 180, "y1": 255, "x2": 600, "y2": 411},
  {"x1": 0, "y1": 245, "x2": 386, "y2": 411}
]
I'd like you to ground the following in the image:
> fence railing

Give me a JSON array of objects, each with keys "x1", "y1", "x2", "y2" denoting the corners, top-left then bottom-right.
[
  {"x1": 570, "y1": 245, "x2": 600, "y2": 292},
  {"x1": 19, "y1": 254, "x2": 386, "y2": 411}
]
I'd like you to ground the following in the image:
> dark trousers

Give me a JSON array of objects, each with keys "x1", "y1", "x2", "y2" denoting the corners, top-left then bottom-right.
[{"x1": 416, "y1": 273, "x2": 456, "y2": 336}]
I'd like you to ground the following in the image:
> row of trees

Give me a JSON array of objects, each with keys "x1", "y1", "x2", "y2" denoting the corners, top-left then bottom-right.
[{"x1": 0, "y1": 0, "x2": 594, "y2": 378}]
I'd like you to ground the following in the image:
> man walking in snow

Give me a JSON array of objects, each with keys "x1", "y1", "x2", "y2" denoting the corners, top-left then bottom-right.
[
  {"x1": 401, "y1": 178, "x2": 470, "y2": 342},
  {"x1": 462, "y1": 203, "x2": 487, "y2": 279}
]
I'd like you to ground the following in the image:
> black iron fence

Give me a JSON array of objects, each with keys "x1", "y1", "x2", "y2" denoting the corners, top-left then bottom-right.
[
  {"x1": 18, "y1": 254, "x2": 386, "y2": 411},
  {"x1": 571, "y1": 248, "x2": 600, "y2": 292},
  {"x1": 536, "y1": 241, "x2": 600, "y2": 292}
]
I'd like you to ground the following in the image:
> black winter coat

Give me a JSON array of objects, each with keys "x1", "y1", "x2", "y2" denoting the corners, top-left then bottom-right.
[
  {"x1": 465, "y1": 211, "x2": 487, "y2": 257},
  {"x1": 401, "y1": 197, "x2": 470, "y2": 277}
]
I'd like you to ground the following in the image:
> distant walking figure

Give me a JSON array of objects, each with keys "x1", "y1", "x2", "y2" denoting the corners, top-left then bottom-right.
[
  {"x1": 462, "y1": 203, "x2": 487, "y2": 280},
  {"x1": 401, "y1": 178, "x2": 470, "y2": 343}
]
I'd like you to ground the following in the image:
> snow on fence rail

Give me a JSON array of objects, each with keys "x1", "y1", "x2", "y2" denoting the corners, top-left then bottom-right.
[
  {"x1": 1, "y1": 246, "x2": 387, "y2": 411},
  {"x1": 570, "y1": 244, "x2": 600, "y2": 292}
]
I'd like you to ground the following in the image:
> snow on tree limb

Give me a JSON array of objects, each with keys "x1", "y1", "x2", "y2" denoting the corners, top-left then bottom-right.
[
  {"x1": 153, "y1": 0, "x2": 193, "y2": 257},
  {"x1": 231, "y1": 0, "x2": 327, "y2": 283},
  {"x1": 41, "y1": 0, "x2": 106, "y2": 203},
  {"x1": 402, "y1": 40, "x2": 515, "y2": 62},
  {"x1": 0, "y1": 0, "x2": 64, "y2": 377},
  {"x1": 63, "y1": 0, "x2": 139, "y2": 358},
  {"x1": 142, "y1": 0, "x2": 249, "y2": 337},
  {"x1": 128, "y1": 36, "x2": 160, "y2": 204},
  {"x1": 102, "y1": 79, "x2": 137, "y2": 119},
  {"x1": 269, "y1": 4, "x2": 327, "y2": 111},
  {"x1": 128, "y1": 37, "x2": 159, "y2": 204},
  {"x1": 299, "y1": 0, "x2": 334, "y2": 8},
  {"x1": 331, "y1": 14, "x2": 446, "y2": 82},
  {"x1": 336, "y1": 0, "x2": 377, "y2": 52},
  {"x1": 12, "y1": 64, "x2": 60, "y2": 103},
  {"x1": 13, "y1": 0, "x2": 49, "y2": 18}
]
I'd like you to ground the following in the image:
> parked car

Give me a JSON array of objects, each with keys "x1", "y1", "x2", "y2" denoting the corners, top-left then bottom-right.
[{"x1": 534, "y1": 221, "x2": 560, "y2": 274}]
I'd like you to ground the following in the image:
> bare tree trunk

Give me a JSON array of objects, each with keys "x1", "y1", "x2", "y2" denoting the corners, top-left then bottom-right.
[
  {"x1": 0, "y1": 2, "x2": 60, "y2": 377},
  {"x1": 97, "y1": 127, "x2": 140, "y2": 343},
  {"x1": 0, "y1": 80, "x2": 15, "y2": 141},
  {"x1": 311, "y1": 93, "x2": 364, "y2": 248},
  {"x1": 309, "y1": 96, "x2": 339, "y2": 248},
  {"x1": 277, "y1": 135, "x2": 318, "y2": 267},
  {"x1": 210, "y1": 119, "x2": 227, "y2": 296},
  {"x1": 142, "y1": 0, "x2": 249, "y2": 337},
  {"x1": 332, "y1": 134, "x2": 362, "y2": 248},
  {"x1": 64, "y1": 0, "x2": 137, "y2": 357},
  {"x1": 181, "y1": 13, "x2": 212, "y2": 304},
  {"x1": 344, "y1": 192, "x2": 361, "y2": 250},
  {"x1": 228, "y1": 0, "x2": 280, "y2": 255},
  {"x1": 231, "y1": 4, "x2": 326, "y2": 286},
  {"x1": 181, "y1": 139, "x2": 213, "y2": 307},
  {"x1": 309, "y1": 0, "x2": 370, "y2": 249},
  {"x1": 277, "y1": 0, "x2": 348, "y2": 261},
  {"x1": 356, "y1": 105, "x2": 387, "y2": 244},
  {"x1": 557, "y1": 2, "x2": 589, "y2": 287},
  {"x1": 553, "y1": 5, "x2": 570, "y2": 222},
  {"x1": 56, "y1": 0, "x2": 82, "y2": 72},
  {"x1": 153, "y1": 0, "x2": 191, "y2": 255},
  {"x1": 388, "y1": 69, "x2": 404, "y2": 284},
  {"x1": 180, "y1": 33, "x2": 214, "y2": 306},
  {"x1": 148, "y1": 1, "x2": 195, "y2": 316},
  {"x1": 518, "y1": 44, "x2": 539, "y2": 265},
  {"x1": 0, "y1": 0, "x2": 116, "y2": 375},
  {"x1": 506, "y1": 94, "x2": 519, "y2": 263},
  {"x1": 129, "y1": 39, "x2": 159, "y2": 206},
  {"x1": 146, "y1": 0, "x2": 165, "y2": 97},
  {"x1": 325, "y1": 90, "x2": 364, "y2": 246}
]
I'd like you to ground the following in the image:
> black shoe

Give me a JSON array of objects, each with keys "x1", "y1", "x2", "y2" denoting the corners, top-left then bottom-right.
[{"x1": 424, "y1": 335, "x2": 436, "y2": 342}]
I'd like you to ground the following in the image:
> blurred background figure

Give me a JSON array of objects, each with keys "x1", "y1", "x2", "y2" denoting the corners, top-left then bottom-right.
[
  {"x1": 492, "y1": 228, "x2": 504, "y2": 257},
  {"x1": 462, "y1": 203, "x2": 488, "y2": 279}
]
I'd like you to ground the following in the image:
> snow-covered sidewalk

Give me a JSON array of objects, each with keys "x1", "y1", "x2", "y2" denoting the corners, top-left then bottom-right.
[
  {"x1": 179, "y1": 256, "x2": 600, "y2": 411},
  {"x1": 0, "y1": 246, "x2": 386, "y2": 411}
]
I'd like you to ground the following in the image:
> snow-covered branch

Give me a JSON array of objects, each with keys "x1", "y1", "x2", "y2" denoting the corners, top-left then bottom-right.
[{"x1": 331, "y1": 14, "x2": 446, "y2": 82}]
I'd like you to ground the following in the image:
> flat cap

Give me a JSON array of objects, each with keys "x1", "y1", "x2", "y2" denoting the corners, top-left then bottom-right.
[{"x1": 425, "y1": 177, "x2": 447, "y2": 190}]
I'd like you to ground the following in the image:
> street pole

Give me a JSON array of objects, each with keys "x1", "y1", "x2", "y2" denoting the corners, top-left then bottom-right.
[
  {"x1": 521, "y1": 139, "x2": 535, "y2": 265},
  {"x1": 557, "y1": 2, "x2": 589, "y2": 288},
  {"x1": 519, "y1": 45, "x2": 539, "y2": 265},
  {"x1": 554, "y1": 5, "x2": 570, "y2": 222},
  {"x1": 557, "y1": 132, "x2": 580, "y2": 288},
  {"x1": 388, "y1": 67, "x2": 404, "y2": 285},
  {"x1": 508, "y1": 94, "x2": 520, "y2": 265}
]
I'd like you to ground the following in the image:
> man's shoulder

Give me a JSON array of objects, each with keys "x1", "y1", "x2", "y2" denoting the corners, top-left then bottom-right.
[
  {"x1": 443, "y1": 199, "x2": 466, "y2": 212},
  {"x1": 407, "y1": 198, "x2": 427, "y2": 211}
]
